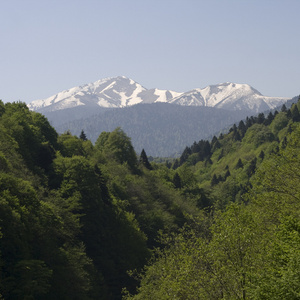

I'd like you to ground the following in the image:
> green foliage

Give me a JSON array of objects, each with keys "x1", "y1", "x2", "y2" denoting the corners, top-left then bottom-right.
[
  {"x1": 139, "y1": 149, "x2": 152, "y2": 170},
  {"x1": 1, "y1": 99, "x2": 300, "y2": 299},
  {"x1": 0, "y1": 103, "x2": 152, "y2": 298},
  {"x1": 96, "y1": 127, "x2": 138, "y2": 171},
  {"x1": 127, "y1": 112, "x2": 300, "y2": 299},
  {"x1": 270, "y1": 112, "x2": 289, "y2": 135},
  {"x1": 242, "y1": 123, "x2": 275, "y2": 147},
  {"x1": 125, "y1": 203, "x2": 263, "y2": 300}
]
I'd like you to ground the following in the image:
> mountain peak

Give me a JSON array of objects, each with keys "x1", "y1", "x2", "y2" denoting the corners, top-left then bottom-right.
[{"x1": 27, "y1": 77, "x2": 289, "y2": 113}]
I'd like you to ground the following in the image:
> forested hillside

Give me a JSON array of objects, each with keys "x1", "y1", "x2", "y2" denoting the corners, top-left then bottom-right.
[
  {"x1": 0, "y1": 97, "x2": 300, "y2": 299},
  {"x1": 124, "y1": 97, "x2": 300, "y2": 299},
  {"x1": 56, "y1": 103, "x2": 250, "y2": 157},
  {"x1": 0, "y1": 101, "x2": 201, "y2": 299}
]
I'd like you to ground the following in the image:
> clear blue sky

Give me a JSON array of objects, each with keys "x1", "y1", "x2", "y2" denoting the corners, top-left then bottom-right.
[{"x1": 1, "y1": 0, "x2": 299, "y2": 103}]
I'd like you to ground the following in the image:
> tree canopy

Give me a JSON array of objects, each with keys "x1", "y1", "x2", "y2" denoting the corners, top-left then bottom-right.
[{"x1": 1, "y1": 97, "x2": 300, "y2": 299}]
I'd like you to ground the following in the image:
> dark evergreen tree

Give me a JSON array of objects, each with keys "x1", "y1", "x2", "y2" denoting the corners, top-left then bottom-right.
[
  {"x1": 245, "y1": 116, "x2": 254, "y2": 129},
  {"x1": 238, "y1": 120, "x2": 247, "y2": 137},
  {"x1": 281, "y1": 104, "x2": 287, "y2": 112},
  {"x1": 173, "y1": 172, "x2": 182, "y2": 189},
  {"x1": 203, "y1": 141, "x2": 211, "y2": 158},
  {"x1": 0, "y1": 99, "x2": 5, "y2": 116},
  {"x1": 139, "y1": 149, "x2": 152, "y2": 170},
  {"x1": 259, "y1": 150, "x2": 265, "y2": 160},
  {"x1": 211, "y1": 136, "x2": 221, "y2": 152},
  {"x1": 264, "y1": 112, "x2": 274, "y2": 126},
  {"x1": 281, "y1": 137, "x2": 288, "y2": 149},
  {"x1": 205, "y1": 157, "x2": 213, "y2": 166},
  {"x1": 165, "y1": 160, "x2": 172, "y2": 169},
  {"x1": 257, "y1": 113, "x2": 265, "y2": 124},
  {"x1": 211, "y1": 174, "x2": 219, "y2": 186},
  {"x1": 179, "y1": 147, "x2": 192, "y2": 165},
  {"x1": 191, "y1": 141, "x2": 200, "y2": 153},
  {"x1": 211, "y1": 139, "x2": 221, "y2": 151},
  {"x1": 246, "y1": 157, "x2": 257, "y2": 177},
  {"x1": 235, "y1": 158, "x2": 244, "y2": 169},
  {"x1": 172, "y1": 159, "x2": 179, "y2": 169},
  {"x1": 197, "y1": 140, "x2": 208, "y2": 161},
  {"x1": 224, "y1": 169, "x2": 231, "y2": 180},
  {"x1": 79, "y1": 129, "x2": 87, "y2": 141},
  {"x1": 218, "y1": 149, "x2": 224, "y2": 161},
  {"x1": 229, "y1": 124, "x2": 237, "y2": 134},
  {"x1": 234, "y1": 130, "x2": 241, "y2": 141},
  {"x1": 211, "y1": 136, "x2": 218, "y2": 147},
  {"x1": 291, "y1": 104, "x2": 300, "y2": 122},
  {"x1": 217, "y1": 175, "x2": 223, "y2": 182}
]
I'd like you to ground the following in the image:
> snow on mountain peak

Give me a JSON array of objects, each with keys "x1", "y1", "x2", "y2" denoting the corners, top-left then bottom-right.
[
  {"x1": 27, "y1": 77, "x2": 289, "y2": 113},
  {"x1": 169, "y1": 82, "x2": 287, "y2": 112}
]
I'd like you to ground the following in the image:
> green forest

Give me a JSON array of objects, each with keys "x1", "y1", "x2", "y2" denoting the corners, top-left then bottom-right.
[
  {"x1": 55, "y1": 103, "x2": 249, "y2": 157},
  {"x1": 0, "y1": 98, "x2": 300, "y2": 299}
]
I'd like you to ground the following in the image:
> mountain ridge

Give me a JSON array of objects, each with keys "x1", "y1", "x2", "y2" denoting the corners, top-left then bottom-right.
[
  {"x1": 56, "y1": 103, "x2": 252, "y2": 157},
  {"x1": 28, "y1": 76, "x2": 288, "y2": 113}
]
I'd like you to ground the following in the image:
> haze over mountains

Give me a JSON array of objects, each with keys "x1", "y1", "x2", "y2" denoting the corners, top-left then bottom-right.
[{"x1": 27, "y1": 76, "x2": 291, "y2": 157}]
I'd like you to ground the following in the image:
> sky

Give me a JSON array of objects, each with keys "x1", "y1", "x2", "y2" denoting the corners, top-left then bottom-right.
[{"x1": 1, "y1": 0, "x2": 299, "y2": 103}]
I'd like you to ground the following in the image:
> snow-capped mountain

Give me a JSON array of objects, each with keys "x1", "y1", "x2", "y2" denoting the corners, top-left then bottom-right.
[
  {"x1": 28, "y1": 76, "x2": 182, "y2": 112},
  {"x1": 28, "y1": 76, "x2": 288, "y2": 114},
  {"x1": 170, "y1": 82, "x2": 288, "y2": 112}
]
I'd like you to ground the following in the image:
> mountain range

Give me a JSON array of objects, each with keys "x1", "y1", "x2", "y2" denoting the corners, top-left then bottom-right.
[
  {"x1": 27, "y1": 76, "x2": 291, "y2": 157},
  {"x1": 28, "y1": 76, "x2": 288, "y2": 113}
]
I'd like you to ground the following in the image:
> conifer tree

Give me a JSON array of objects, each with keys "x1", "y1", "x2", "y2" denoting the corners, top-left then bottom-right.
[
  {"x1": 179, "y1": 146, "x2": 191, "y2": 165},
  {"x1": 218, "y1": 149, "x2": 224, "y2": 161},
  {"x1": 211, "y1": 136, "x2": 218, "y2": 147},
  {"x1": 211, "y1": 136, "x2": 221, "y2": 151},
  {"x1": 291, "y1": 104, "x2": 300, "y2": 122},
  {"x1": 281, "y1": 136, "x2": 288, "y2": 149},
  {"x1": 191, "y1": 141, "x2": 200, "y2": 153},
  {"x1": 139, "y1": 149, "x2": 152, "y2": 170},
  {"x1": 264, "y1": 112, "x2": 274, "y2": 126},
  {"x1": 246, "y1": 157, "x2": 257, "y2": 177},
  {"x1": 173, "y1": 172, "x2": 182, "y2": 189},
  {"x1": 238, "y1": 120, "x2": 247, "y2": 137},
  {"x1": 165, "y1": 160, "x2": 172, "y2": 169},
  {"x1": 211, "y1": 174, "x2": 219, "y2": 186},
  {"x1": 281, "y1": 104, "x2": 287, "y2": 112},
  {"x1": 235, "y1": 158, "x2": 244, "y2": 169},
  {"x1": 257, "y1": 113, "x2": 265, "y2": 124},
  {"x1": 79, "y1": 130, "x2": 87, "y2": 141},
  {"x1": 234, "y1": 130, "x2": 241, "y2": 141},
  {"x1": 172, "y1": 159, "x2": 179, "y2": 169},
  {"x1": 259, "y1": 150, "x2": 265, "y2": 160},
  {"x1": 203, "y1": 141, "x2": 211, "y2": 158},
  {"x1": 230, "y1": 124, "x2": 237, "y2": 134},
  {"x1": 224, "y1": 169, "x2": 231, "y2": 180}
]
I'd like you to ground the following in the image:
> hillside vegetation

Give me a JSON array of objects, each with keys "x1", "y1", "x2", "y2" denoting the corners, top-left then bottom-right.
[
  {"x1": 125, "y1": 97, "x2": 300, "y2": 299},
  {"x1": 56, "y1": 103, "x2": 250, "y2": 157},
  {"x1": 0, "y1": 97, "x2": 299, "y2": 299}
]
